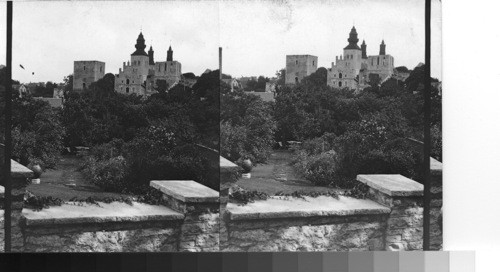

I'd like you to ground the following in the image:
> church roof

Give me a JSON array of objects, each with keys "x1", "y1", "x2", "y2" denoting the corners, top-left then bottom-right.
[
  {"x1": 131, "y1": 32, "x2": 148, "y2": 56},
  {"x1": 344, "y1": 26, "x2": 361, "y2": 50}
]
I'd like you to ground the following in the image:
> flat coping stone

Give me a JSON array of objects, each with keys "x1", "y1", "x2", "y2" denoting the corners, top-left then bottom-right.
[
  {"x1": 227, "y1": 195, "x2": 390, "y2": 221},
  {"x1": 22, "y1": 201, "x2": 184, "y2": 227},
  {"x1": 150, "y1": 180, "x2": 219, "y2": 203},
  {"x1": 220, "y1": 156, "x2": 240, "y2": 173},
  {"x1": 430, "y1": 157, "x2": 442, "y2": 176},
  {"x1": 11, "y1": 159, "x2": 34, "y2": 178},
  {"x1": 357, "y1": 174, "x2": 423, "y2": 197}
]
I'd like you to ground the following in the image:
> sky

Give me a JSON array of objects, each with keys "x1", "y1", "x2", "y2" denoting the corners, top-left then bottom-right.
[
  {"x1": 0, "y1": 0, "x2": 441, "y2": 83},
  {"x1": 0, "y1": 1, "x2": 220, "y2": 83},
  {"x1": 220, "y1": 0, "x2": 442, "y2": 79}
]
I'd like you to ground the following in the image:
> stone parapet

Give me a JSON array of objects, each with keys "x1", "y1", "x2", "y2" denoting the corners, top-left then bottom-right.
[
  {"x1": 430, "y1": 157, "x2": 443, "y2": 250},
  {"x1": 223, "y1": 196, "x2": 391, "y2": 251},
  {"x1": 219, "y1": 156, "x2": 240, "y2": 246},
  {"x1": 20, "y1": 202, "x2": 183, "y2": 252},
  {"x1": 0, "y1": 147, "x2": 34, "y2": 251},
  {"x1": 150, "y1": 180, "x2": 219, "y2": 252},
  {"x1": 357, "y1": 174, "x2": 424, "y2": 251}
]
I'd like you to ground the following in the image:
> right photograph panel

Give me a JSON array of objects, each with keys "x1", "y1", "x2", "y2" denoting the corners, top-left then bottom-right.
[{"x1": 219, "y1": 0, "x2": 442, "y2": 251}]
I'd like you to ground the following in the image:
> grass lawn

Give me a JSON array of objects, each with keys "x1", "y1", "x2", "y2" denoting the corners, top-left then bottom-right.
[
  {"x1": 26, "y1": 155, "x2": 128, "y2": 201},
  {"x1": 235, "y1": 150, "x2": 341, "y2": 195}
]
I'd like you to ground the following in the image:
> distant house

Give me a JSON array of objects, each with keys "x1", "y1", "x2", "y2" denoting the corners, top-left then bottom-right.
[
  {"x1": 33, "y1": 87, "x2": 65, "y2": 108},
  {"x1": 237, "y1": 76, "x2": 257, "y2": 89},
  {"x1": 222, "y1": 78, "x2": 241, "y2": 92}
]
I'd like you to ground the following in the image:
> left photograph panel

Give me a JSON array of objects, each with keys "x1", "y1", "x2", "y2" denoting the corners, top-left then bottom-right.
[{"x1": 0, "y1": 1, "x2": 221, "y2": 252}]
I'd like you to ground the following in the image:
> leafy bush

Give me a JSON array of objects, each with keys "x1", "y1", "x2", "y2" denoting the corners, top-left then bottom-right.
[
  {"x1": 293, "y1": 150, "x2": 340, "y2": 187},
  {"x1": 81, "y1": 119, "x2": 220, "y2": 193},
  {"x1": 82, "y1": 155, "x2": 128, "y2": 192},
  {"x1": 292, "y1": 112, "x2": 422, "y2": 188}
]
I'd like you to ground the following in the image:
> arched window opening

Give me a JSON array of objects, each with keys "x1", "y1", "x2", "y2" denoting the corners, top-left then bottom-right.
[
  {"x1": 126, "y1": 79, "x2": 130, "y2": 85},
  {"x1": 339, "y1": 73, "x2": 342, "y2": 79},
  {"x1": 339, "y1": 82, "x2": 342, "y2": 87},
  {"x1": 126, "y1": 87, "x2": 129, "y2": 93}
]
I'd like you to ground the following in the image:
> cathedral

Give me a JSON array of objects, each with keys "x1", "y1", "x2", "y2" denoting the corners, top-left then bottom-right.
[
  {"x1": 114, "y1": 32, "x2": 182, "y2": 96},
  {"x1": 326, "y1": 26, "x2": 394, "y2": 90}
]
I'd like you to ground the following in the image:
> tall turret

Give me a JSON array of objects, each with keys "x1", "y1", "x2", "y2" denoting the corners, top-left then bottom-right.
[
  {"x1": 361, "y1": 40, "x2": 367, "y2": 59},
  {"x1": 344, "y1": 26, "x2": 361, "y2": 50},
  {"x1": 131, "y1": 32, "x2": 148, "y2": 56},
  {"x1": 148, "y1": 46, "x2": 155, "y2": 65},
  {"x1": 167, "y1": 45, "x2": 173, "y2": 61},
  {"x1": 379, "y1": 40, "x2": 386, "y2": 55}
]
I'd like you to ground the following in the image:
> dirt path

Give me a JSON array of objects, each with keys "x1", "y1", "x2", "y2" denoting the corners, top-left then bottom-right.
[
  {"x1": 26, "y1": 155, "x2": 128, "y2": 201},
  {"x1": 235, "y1": 150, "x2": 340, "y2": 195}
]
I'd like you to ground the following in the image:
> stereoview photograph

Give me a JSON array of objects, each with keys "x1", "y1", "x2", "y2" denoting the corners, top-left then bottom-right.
[
  {"x1": 1, "y1": 1, "x2": 220, "y2": 252},
  {"x1": 219, "y1": 0, "x2": 442, "y2": 252}
]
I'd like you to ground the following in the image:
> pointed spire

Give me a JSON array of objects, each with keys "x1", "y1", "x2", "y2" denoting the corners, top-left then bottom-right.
[
  {"x1": 361, "y1": 40, "x2": 367, "y2": 59},
  {"x1": 344, "y1": 26, "x2": 361, "y2": 50},
  {"x1": 148, "y1": 45, "x2": 155, "y2": 65},
  {"x1": 131, "y1": 32, "x2": 148, "y2": 56},
  {"x1": 167, "y1": 45, "x2": 173, "y2": 61},
  {"x1": 379, "y1": 40, "x2": 386, "y2": 55}
]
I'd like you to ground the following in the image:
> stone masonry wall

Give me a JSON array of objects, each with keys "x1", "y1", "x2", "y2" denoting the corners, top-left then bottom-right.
[
  {"x1": 224, "y1": 214, "x2": 388, "y2": 252},
  {"x1": 151, "y1": 180, "x2": 220, "y2": 252},
  {"x1": 0, "y1": 178, "x2": 219, "y2": 252},
  {"x1": 367, "y1": 188, "x2": 423, "y2": 251},
  {"x1": 0, "y1": 212, "x2": 4, "y2": 252},
  {"x1": 358, "y1": 174, "x2": 425, "y2": 251},
  {"x1": 222, "y1": 174, "x2": 428, "y2": 252},
  {"x1": 430, "y1": 158, "x2": 443, "y2": 250},
  {"x1": 22, "y1": 220, "x2": 182, "y2": 252}
]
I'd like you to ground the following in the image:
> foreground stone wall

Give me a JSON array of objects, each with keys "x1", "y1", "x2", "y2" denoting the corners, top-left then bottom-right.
[
  {"x1": 21, "y1": 202, "x2": 184, "y2": 252},
  {"x1": 225, "y1": 214, "x2": 388, "y2": 252},
  {"x1": 430, "y1": 158, "x2": 443, "y2": 250},
  {"x1": 223, "y1": 174, "x2": 429, "y2": 252},
  {"x1": 222, "y1": 196, "x2": 391, "y2": 251},
  {"x1": 1, "y1": 177, "x2": 219, "y2": 252},
  {"x1": 0, "y1": 211, "x2": 4, "y2": 252},
  {"x1": 358, "y1": 175, "x2": 424, "y2": 251},
  {"x1": 151, "y1": 180, "x2": 220, "y2": 252},
  {"x1": 0, "y1": 155, "x2": 34, "y2": 251}
]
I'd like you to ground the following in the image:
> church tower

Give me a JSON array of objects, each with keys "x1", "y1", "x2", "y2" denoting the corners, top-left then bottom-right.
[
  {"x1": 167, "y1": 46, "x2": 173, "y2": 61},
  {"x1": 130, "y1": 32, "x2": 150, "y2": 82},
  {"x1": 379, "y1": 40, "x2": 386, "y2": 55},
  {"x1": 343, "y1": 26, "x2": 362, "y2": 71},
  {"x1": 361, "y1": 40, "x2": 367, "y2": 59}
]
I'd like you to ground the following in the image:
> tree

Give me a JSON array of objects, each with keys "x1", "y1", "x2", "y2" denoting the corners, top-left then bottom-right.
[
  {"x1": 275, "y1": 69, "x2": 285, "y2": 87},
  {"x1": 302, "y1": 67, "x2": 327, "y2": 86},
  {"x1": 154, "y1": 79, "x2": 169, "y2": 94},
  {"x1": 63, "y1": 74, "x2": 73, "y2": 94},
  {"x1": 221, "y1": 87, "x2": 276, "y2": 164},
  {"x1": 89, "y1": 73, "x2": 115, "y2": 97},
  {"x1": 8, "y1": 97, "x2": 64, "y2": 168}
]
